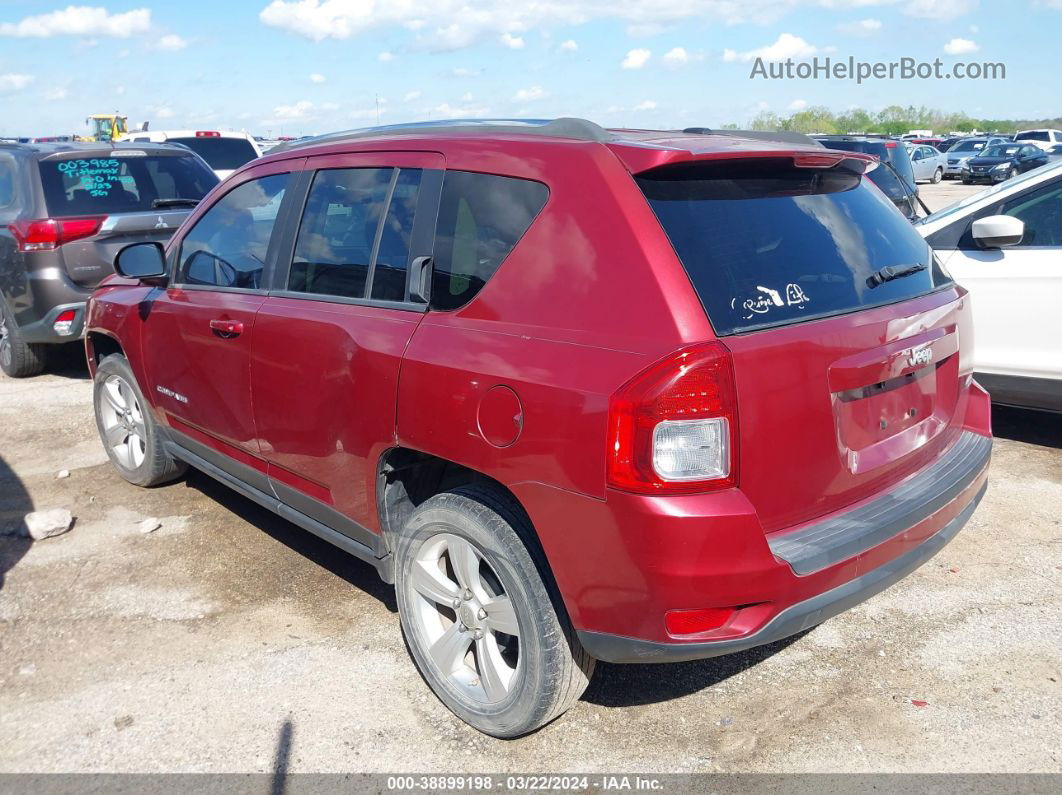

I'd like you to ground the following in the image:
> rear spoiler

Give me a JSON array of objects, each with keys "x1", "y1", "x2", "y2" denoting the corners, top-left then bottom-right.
[{"x1": 682, "y1": 128, "x2": 826, "y2": 148}]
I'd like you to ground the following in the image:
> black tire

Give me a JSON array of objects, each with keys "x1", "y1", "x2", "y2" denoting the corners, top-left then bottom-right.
[
  {"x1": 93, "y1": 354, "x2": 186, "y2": 487},
  {"x1": 961, "y1": 176, "x2": 972, "y2": 185},
  {"x1": 0, "y1": 300, "x2": 48, "y2": 378},
  {"x1": 394, "y1": 485, "x2": 595, "y2": 737}
]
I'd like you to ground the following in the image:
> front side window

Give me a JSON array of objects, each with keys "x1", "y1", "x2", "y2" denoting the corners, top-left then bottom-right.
[
  {"x1": 1001, "y1": 179, "x2": 1062, "y2": 247},
  {"x1": 177, "y1": 172, "x2": 289, "y2": 289},
  {"x1": 430, "y1": 171, "x2": 548, "y2": 311}
]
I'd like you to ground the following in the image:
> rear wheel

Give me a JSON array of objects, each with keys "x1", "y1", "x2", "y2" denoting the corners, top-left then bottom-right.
[
  {"x1": 394, "y1": 486, "x2": 594, "y2": 737},
  {"x1": 931, "y1": 167, "x2": 943, "y2": 184},
  {"x1": 93, "y1": 354, "x2": 186, "y2": 487},
  {"x1": 0, "y1": 301, "x2": 48, "y2": 378}
]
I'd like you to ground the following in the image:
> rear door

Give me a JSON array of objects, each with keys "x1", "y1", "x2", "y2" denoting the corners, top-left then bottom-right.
[
  {"x1": 250, "y1": 151, "x2": 443, "y2": 538},
  {"x1": 36, "y1": 149, "x2": 218, "y2": 287},
  {"x1": 637, "y1": 156, "x2": 967, "y2": 532},
  {"x1": 142, "y1": 159, "x2": 298, "y2": 471}
]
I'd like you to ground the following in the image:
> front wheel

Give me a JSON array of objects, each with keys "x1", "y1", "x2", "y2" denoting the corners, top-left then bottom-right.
[
  {"x1": 961, "y1": 176, "x2": 972, "y2": 185},
  {"x1": 394, "y1": 486, "x2": 594, "y2": 737},
  {"x1": 932, "y1": 167, "x2": 943, "y2": 184},
  {"x1": 93, "y1": 354, "x2": 186, "y2": 487}
]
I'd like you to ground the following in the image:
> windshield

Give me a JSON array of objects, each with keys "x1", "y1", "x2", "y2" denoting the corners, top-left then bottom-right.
[
  {"x1": 951, "y1": 140, "x2": 986, "y2": 153},
  {"x1": 981, "y1": 145, "x2": 1020, "y2": 158},
  {"x1": 39, "y1": 153, "x2": 218, "y2": 216},
  {"x1": 168, "y1": 137, "x2": 258, "y2": 171},
  {"x1": 637, "y1": 159, "x2": 951, "y2": 335}
]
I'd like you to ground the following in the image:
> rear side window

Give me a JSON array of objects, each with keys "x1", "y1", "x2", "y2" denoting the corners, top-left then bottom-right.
[
  {"x1": 39, "y1": 154, "x2": 217, "y2": 216},
  {"x1": 0, "y1": 155, "x2": 15, "y2": 209},
  {"x1": 637, "y1": 159, "x2": 952, "y2": 336},
  {"x1": 168, "y1": 137, "x2": 258, "y2": 171},
  {"x1": 177, "y1": 173, "x2": 289, "y2": 290},
  {"x1": 431, "y1": 171, "x2": 548, "y2": 311},
  {"x1": 1016, "y1": 131, "x2": 1049, "y2": 143}
]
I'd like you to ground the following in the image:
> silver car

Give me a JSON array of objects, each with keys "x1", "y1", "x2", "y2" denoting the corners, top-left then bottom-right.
[
  {"x1": 944, "y1": 136, "x2": 1011, "y2": 178},
  {"x1": 907, "y1": 144, "x2": 947, "y2": 183}
]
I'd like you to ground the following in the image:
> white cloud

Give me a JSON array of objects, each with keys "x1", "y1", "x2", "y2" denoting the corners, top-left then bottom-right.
[
  {"x1": 157, "y1": 34, "x2": 187, "y2": 51},
  {"x1": 0, "y1": 6, "x2": 150, "y2": 38},
  {"x1": 662, "y1": 46, "x2": 689, "y2": 65},
  {"x1": 309, "y1": 72, "x2": 325, "y2": 83},
  {"x1": 155, "y1": 106, "x2": 174, "y2": 119},
  {"x1": 559, "y1": 39, "x2": 577, "y2": 52},
  {"x1": 434, "y1": 101, "x2": 490, "y2": 118},
  {"x1": 904, "y1": 0, "x2": 978, "y2": 21},
  {"x1": 500, "y1": 32, "x2": 524, "y2": 48},
  {"x1": 622, "y1": 48, "x2": 651, "y2": 69},
  {"x1": 633, "y1": 99, "x2": 657, "y2": 111},
  {"x1": 789, "y1": 98, "x2": 808, "y2": 110},
  {"x1": 0, "y1": 73, "x2": 33, "y2": 92},
  {"x1": 943, "y1": 37, "x2": 978, "y2": 54},
  {"x1": 377, "y1": 50, "x2": 395, "y2": 62},
  {"x1": 273, "y1": 100, "x2": 315, "y2": 120},
  {"x1": 45, "y1": 86, "x2": 68, "y2": 101},
  {"x1": 513, "y1": 85, "x2": 547, "y2": 101},
  {"x1": 837, "y1": 17, "x2": 882, "y2": 35},
  {"x1": 404, "y1": 90, "x2": 422, "y2": 101},
  {"x1": 257, "y1": 0, "x2": 822, "y2": 49},
  {"x1": 723, "y1": 33, "x2": 818, "y2": 62},
  {"x1": 321, "y1": 101, "x2": 340, "y2": 111}
]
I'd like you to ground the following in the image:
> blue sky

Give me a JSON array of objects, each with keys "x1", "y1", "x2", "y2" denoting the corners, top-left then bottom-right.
[{"x1": 0, "y1": 1, "x2": 1059, "y2": 137}]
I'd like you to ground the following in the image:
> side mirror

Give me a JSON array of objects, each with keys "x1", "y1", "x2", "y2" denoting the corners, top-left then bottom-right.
[
  {"x1": 972, "y1": 215, "x2": 1024, "y2": 249},
  {"x1": 115, "y1": 242, "x2": 167, "y2": 284}
]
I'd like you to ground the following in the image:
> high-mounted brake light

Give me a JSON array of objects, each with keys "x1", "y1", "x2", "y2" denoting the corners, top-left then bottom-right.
[
  {"x1": 195, "y1": 131, "x2": 221, "y2": 137},
  {"x1": 792, "y1": 153, "x2": 846, "y2": 168},
  {"x1": 607, "y1": 342, "x2": 739, "y2": 494},
  {"x1": 8, "y1": 216, "x2": 106, "y2": 252}
]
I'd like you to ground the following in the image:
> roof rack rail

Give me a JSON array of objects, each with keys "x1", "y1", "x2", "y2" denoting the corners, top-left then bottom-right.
[
  {"x1": 682, "y1": 127, "x2": 825, "y2": 148},
  {"x1": 271, "y1": 117, "x2": 613, "y2": 153}
]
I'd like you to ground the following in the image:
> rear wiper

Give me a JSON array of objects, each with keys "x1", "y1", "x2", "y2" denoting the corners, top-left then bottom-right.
[
  {"x1": 153, "y1": 198, "x2": 200, "y2": 208},
  {"x1": 867, "y1": 263, "x2": 926, "y2": 289}
]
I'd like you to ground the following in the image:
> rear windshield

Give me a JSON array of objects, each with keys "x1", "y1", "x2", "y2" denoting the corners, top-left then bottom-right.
[
  {"x1": 637, "y1": 159, "x2": 952, "y2": 336},
  {"x1": 1016, "y1": 131, "x2": 1049, "y2": 142},
  {"x1": 168, "y1": 137, "x2": 258, "y2": 170},
  {"x1": 39, "y1": 154, "x2": 218, "y2": 216}
]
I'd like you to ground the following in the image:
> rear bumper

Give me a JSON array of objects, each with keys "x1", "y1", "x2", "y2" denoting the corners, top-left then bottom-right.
[
  {"x1": 17, "y1": 302, "x2": 87, "y2": 343},
  {"x1": 3, "y1": 264, "x2": 91, "y2": 344},
  {"x1": 579, "y1": 479, "x2": 986, "y2": 663}
]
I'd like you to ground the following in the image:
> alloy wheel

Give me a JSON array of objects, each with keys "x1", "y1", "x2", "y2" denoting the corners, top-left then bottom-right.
[
  {"x1": 98, "y1": 375, "x2": 147, "y2": 470},
  {"x1": 407, "y1": 532, "x2": 521, "y2": 704}
]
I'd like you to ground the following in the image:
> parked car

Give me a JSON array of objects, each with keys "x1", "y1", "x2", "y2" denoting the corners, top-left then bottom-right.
[
  {"x1": 1013, "y1": 129, "x2": 1062, "y2": 152},
  {"x1": 960, "y1": 143, "x2": 1048, "y2": 184},
  {"x1": 936, "y1": 137, "x2": 963, "y2": 153},
  {"x1": 944, "y1": 137, "x2": 1012, "y2": 178},
  {"x1": 917, "y1": 160, "x2": 1062, "y2": 412},
  {"x1": 1047, "y1": 144, "x2": 1062, "y2": 162},
  {"x1": 87, "y1": 119, "x2": 992, "y2": 737},
  {"x1": 118, "y1": 129, "x2": 262, "y2": 179},
  {"x1": 813, "y1": 136, "x2": 920, "y2": 219},
  {"x1": 907, "y1": 144, "x2": 947, "y2": 183},
  {"x1": 0, "y1": 141, "x2": 218, "y2": 377}
]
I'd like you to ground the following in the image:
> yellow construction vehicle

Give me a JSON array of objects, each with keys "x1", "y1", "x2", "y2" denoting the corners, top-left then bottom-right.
[{"x1": 77, "y1": 113, "x2": 129, "y2": 142}]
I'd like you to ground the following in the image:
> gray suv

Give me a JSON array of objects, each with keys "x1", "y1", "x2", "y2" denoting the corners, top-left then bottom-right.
[{"x1": 0, "y1": 141, "x2": 218, "y2": 377}]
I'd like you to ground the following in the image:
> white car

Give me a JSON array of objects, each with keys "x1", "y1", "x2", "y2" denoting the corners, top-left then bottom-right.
[
  {"x1": 917, "y1": 161, "x2": 1062, "y2": 412},
  {"x1": 907, "y1": 144, "x2": 946, "y2": 183},
  {"x1": 117, "y1": 130, "x2": 262, "y2": 179},
  {"x1": 1014, "y1": 129, "x2": 1062, "y2": 152}
]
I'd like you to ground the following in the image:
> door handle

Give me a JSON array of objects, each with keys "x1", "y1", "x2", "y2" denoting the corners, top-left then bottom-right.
[{"x1": 209, "y1": 319, "x2": 244, "y2": 338}]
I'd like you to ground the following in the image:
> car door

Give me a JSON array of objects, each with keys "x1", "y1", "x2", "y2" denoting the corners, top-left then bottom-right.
[
  {"x1": 249, "y1": 151, "x2": 443, "y2": 544},
  {"x1": 143, "y1": 159, "x2": 299, "y2": 477},
  {"x1": 940, "y1": 175, "x2": 1062, "y2": 385}
]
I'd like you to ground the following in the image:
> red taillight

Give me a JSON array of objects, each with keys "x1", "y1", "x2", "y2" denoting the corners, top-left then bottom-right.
[
  {"x1": 665, "y1": 607, "x2": 735, "y2": 636},
  {"x1": 607, "y1": 342, "x2": 739, "y2": 494},
  {"x1": 885, "y1": 141, "x2": 897, "y2": 149},
  {"x1": 8, "y1": 216, "x2": 106, "y2": 252},
  {"x1": 195, "y1": 131, "x2": 221, "y2": 137}
]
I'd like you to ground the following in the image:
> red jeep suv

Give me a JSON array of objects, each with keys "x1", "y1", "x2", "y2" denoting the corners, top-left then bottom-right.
[{"x1": 85, "y1": 119, "x2": 992, "y2": 737}]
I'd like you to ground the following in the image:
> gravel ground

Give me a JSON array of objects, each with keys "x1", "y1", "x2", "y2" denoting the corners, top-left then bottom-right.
[{"x1": 0, "y1": 183, "x2": 1059, "y2": 774}]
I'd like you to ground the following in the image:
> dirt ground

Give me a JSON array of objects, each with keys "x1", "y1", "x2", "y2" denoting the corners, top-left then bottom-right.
[{"x1": 1, "y1": 182, "x2": 1059, "y2": 774}]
